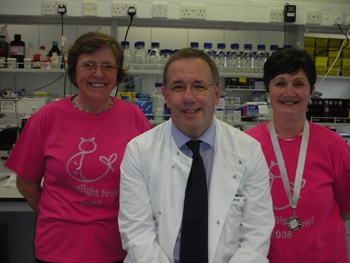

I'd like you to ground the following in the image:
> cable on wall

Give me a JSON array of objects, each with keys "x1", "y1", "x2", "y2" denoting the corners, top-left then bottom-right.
[
  {"x1": 114, "y1": 6, "x2": 137, "y2": 97},
  {"x1": 315, "y1": 25, "x2": 350, "y2": 91},
  {"x1": 58, "y1": 4, "x2": 67, "y2": 97}
]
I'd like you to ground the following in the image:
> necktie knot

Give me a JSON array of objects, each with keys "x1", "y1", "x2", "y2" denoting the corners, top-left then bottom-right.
[{"x1": 186, "y1": 140, "x2": 201, "y2": 155}]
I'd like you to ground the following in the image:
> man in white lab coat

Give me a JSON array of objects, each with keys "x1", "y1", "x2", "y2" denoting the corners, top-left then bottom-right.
[{"x1": 118, "y1": 48, "x2": 274, "y2": 263}]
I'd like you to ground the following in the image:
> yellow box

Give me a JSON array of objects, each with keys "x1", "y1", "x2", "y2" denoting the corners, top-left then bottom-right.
[
  {"x1": 315, "y1": 57, "x2": 328, "y2": 68},
  {"x1": 304, "y1": 37, "x2": 315, "y2": 47},
  {"x1": 342, "y1": 49, "x2": 350, "y2": 58},
  {"x1": 342, "y1": 58, "x2": 350, "y2": 67},
  {"x1": 117, "y1": 91, "x2": 136, "y2": 101},
  {"x1": 304, "y1": 47, "x2": 314, "y2": 57},
  {"x1": 315, "y1": 38, "x2": 328, "y2": 48},
  {"x1": 341, "y1": 68, "x2": 350, "y2": 76},
  {"x1": 328, "y1": 38, "x2": 342, "y2": 48},
  {"x1": 328, "y1": 58, "x2": 341, "y2": 67},
  {"x1": 327, "y1": 67, "x2": 341, "y2": 76},
  {"x1": 328, "y1": 50, "x2": 340, "y2": 58},
  {"x1": 314, "y1": 47, "x2": 328, "y2": 57}
]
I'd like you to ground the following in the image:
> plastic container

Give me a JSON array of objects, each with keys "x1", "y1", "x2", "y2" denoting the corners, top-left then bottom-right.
[
  {"x1": 32, "y1": 54, "x2": 41, "y2": 69},
  {"x1": 39, "y1": 45, "x2": 48, "y2": 61},
  {"x1": 215, "y1": 43, "x2": 227, "y2": 72},
  {"x1": 24, "y1": 58, "x2": 32, "y2": 69},
  {"x1": 241, "y1": 44, "x2": 255, "y2": 73},
  {"x1": 133, "y1": 41, "x2": 147, "y2": 70},
  {"x1": 10, "y1": 34, "x2": 25, "y2": 68},
  {"x1": 7, "y1": 57, "x2": 17, "y2": 68},
  {"x1": 25, "y1": 43, "x2": 36, "y2": 60},
  {"x1": 227, "y1": 43, "x2": 241, "y2": 72},
  {"x1": 50, "y1": 52, "x2": 60, "y2": 69}
]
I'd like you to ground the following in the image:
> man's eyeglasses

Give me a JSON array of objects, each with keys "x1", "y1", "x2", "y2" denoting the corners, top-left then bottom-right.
[
  {"x1": 79, "y1": 62, "x2": 118, "y2": 72},
  {"x1": 167, "y1": 82, "x2": 216, "y2": 94}
]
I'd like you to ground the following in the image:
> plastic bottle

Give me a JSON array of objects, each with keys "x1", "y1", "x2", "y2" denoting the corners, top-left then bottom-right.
[
  {"x1": 10, "y1": 34, "x2": 25, "y2": 68},
  {"x1": 241, "y1": 44, "x2": 255, "y2": 73},
  {"x1": 255, "y1": 44, "x2": 268, "y2": 73},
  {"x1": 215, "y1": 43, "x2": 227, "y2": 72},
  {"x1": 121, "y1": 41, "x2": 132, "y2": 69},
  {"x1": 190, "y1": 42, "x2": 199, "y2": 50},
  {"x1": 148, "y1": 42, "x2": 161, "y2": 70},
  {"x1": 25, "y1": 43, "x2": 36, "y2": 60},
  {"x1": 39, "y1": 45, "x2": 48, "y2": 61},
  {"x1": 133, "y1": 41, "x2": 147, "y2": 70},
  {"x1": 227, "y1": 43, "x2": 241, "y2": 73},
  {"x1": 51, "y1": 52, "x2": 60, "y2": 69},
  {"x1": 0, "y1": 35, "x2": 9, "y2": 68},
  {"x1": 32, "y1": 54, "x2": 41, "y2": 69},
  {"x1": 203, "y1": 42, "x2": 215, "y2": 61},
  {"x1": 151, "y1": 82, "x2": 165, "y2": 120}
]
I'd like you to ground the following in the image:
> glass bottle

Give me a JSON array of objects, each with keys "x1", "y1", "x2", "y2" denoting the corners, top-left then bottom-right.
[
  {"x1": 227, "y1": 43, "x2": 241, "y2": 72},
  {"x1": 10, "y1": 34, "x2": 25, "y2": 68},
  {"x1": 148, "y1": 42, "x2": 161, "y2": 70},
  {"x1": 0, "y1": 35, "x2": 9, "y2": 68},
  {"x1": 215, "y1": 43, "x2": 227, "y2": 72},
  {"x1": 255, "y1": 44, "x2": 268, "y2": 73},
  {"x1": 151, "y1": 82, "x2": 165, "y2": 121},
  {"x1": 190, "y1": 42, "x2": 199, "y2": 50},
  {"x1": 203, "y1": 42, "x2": 215, "y2": 61},
  {"x1": 121, "y1": 41, "x2": 132, "y2": 69},
  {"x1": 133, "y1": 41, "x2": 146, "y2": 70},
  {"x1": 241, "y1": 44, "x2": 255, "y2": 73}
]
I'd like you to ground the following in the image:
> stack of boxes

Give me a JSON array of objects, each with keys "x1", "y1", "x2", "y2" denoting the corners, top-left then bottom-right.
[{"x1": 304, "y1": 36, "x2": 350, "y2": 76}]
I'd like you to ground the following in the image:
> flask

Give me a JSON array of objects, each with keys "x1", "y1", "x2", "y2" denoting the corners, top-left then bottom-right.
[
  {"x1": 241, "y1": 44, "x2": 255, "y2": 73},
  {"x1": 148, "y1": 42, "x2": 161, "y2": 70},
  {"x1": 203, "y1": 42, "x2": 215, "y2": 61},
  {"x1": 50, "y1": 52, "x2": 60, "y2": 69},
  {"x1": 133, "y1": 41, "x2": 147, "y2": 70},
  {"x1": 10, "y1": 34, "x2": 25, "y2": 68},
  {"x1": 255, "y1": 44, "x2": 268, "y2": 73},
  {"x1": 215, "y1": 43, "x2": 227, "y2": 72},
  {"x1": 227, "y1": 43, "x2": 241, "y2": 72},
  {"x1": 190, "y1": 42, "x2": 199, "y2": 50},
  {"x1": 121, "y1": 41, "x2": 132, "y2": 69},
  {"x1": 39, "y1": 45, "x2": 48, "y2": 61},
  {"x1": 151, "y1": 82, "x2": 165, "y2": 120},
  {"x1": 0, "y1": 35, "x2": 9, "y2": 68}
]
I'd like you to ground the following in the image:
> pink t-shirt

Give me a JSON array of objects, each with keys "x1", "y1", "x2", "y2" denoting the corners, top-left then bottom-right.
[
  {"x1": 245, "y1": 121, "x2": 350, "y2": 263},
  {"x1": 6, "y1": 96, "x2": 152, "y2": 263}
]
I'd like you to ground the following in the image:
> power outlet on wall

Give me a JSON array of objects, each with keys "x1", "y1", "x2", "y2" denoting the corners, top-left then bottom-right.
[
  {"x1": 181, "y1": 3, "x2": 206, "y2": 20},
  {"x1": 269, "y1": 8, "x2": 284, "y2": 23},
  {"x1": 42, "y1": 1, "x2": 68, "y2": 15},
  {"x1": 82, "y1": 0, "x2": 98, "y2": 16},
  {"x1": 112, "y1": 2, "x2": 138, "y2": 17},
  {"x1": 306, "y1": 9, "x2": 321, "y2": 25},
  {"x1": 153, "y1": 2, "x2": 168, "y2": 18},
  {"x1": 333, "y1": 11, "x2": 349, "y2": 25}
]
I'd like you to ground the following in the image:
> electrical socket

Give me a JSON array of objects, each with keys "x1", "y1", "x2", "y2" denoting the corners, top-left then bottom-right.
[
  {"x1": 332, "y1": 11, "x2": 349, "y2": 25},
  {"x1": 306, "y1": 9, "x2": 321, "y2": 25},
  {"x1": 153, "y1": 2, "x2": 168, "y2": 18},
  {"x1": 269, "y1": 8, "x2": 284, "y2": 23},
  {"x1": 82, "y1": 0, "x2": 98, "y2": 16},
  {"x1": 112, "y1": 2, "x2": 138, "y2": 17},
  {"x1": 42, "y1": 1, "x2": 68, "y2": 15},
  {"x1": 181, "y1": 3, "x2": 206, "y2": 20}
]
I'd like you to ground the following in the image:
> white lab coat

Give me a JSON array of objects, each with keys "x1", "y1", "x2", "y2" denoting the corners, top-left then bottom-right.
[{"x1": 119, "y1": 118, "x2": 274, "y2": 263}]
